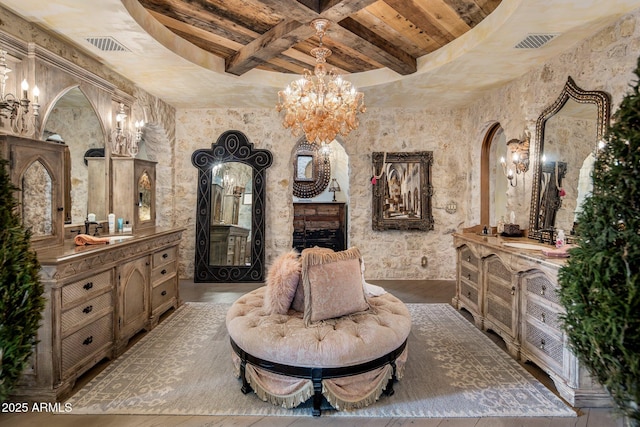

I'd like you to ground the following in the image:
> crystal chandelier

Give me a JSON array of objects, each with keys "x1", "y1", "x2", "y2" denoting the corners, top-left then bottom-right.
[
  {"x1": 0, "y1": 49, "x2": 39, "y2": 136},
  {"x1": 276, "y1": 19, "x2": 366, "y2": 145}
]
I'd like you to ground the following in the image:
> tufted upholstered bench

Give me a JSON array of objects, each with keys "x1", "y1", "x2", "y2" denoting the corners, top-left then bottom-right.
[{"x1": 226, "y1": 286, "x2": 412, "y2": 416}]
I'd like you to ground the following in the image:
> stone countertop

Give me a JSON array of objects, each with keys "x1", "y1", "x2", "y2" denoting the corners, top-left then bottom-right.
[
  {"x1": 35, "y1": 227, "x2": 186, "y2": 264},
  {"x1": 452, "y1": 232, "x2": 568, "y2": 270}
]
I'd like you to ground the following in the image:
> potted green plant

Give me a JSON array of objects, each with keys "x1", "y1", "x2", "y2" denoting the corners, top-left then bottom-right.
[
  {"x1": 0, "y1": 158, "x2": 45, "y2": 402},
  {"x1": 558, "y1": 61, "x2": 640, "y2": 425}
]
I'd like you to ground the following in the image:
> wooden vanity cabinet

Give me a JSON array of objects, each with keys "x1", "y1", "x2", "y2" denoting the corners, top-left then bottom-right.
[
  {"x1": 149, "y1": 245, "x2": 179, "y2": 327},
  {"x1": 483, "y1": 255, "x2": 520, "y2": 357},
  {"x1": 452, "y1": 232, "x2": 610, "y2": 407},
  {"x1": 0, "y1": 135, "x2": 66, "y2": 250},
  {"x1": 115, "y1": 255, "x2": 150, "y2": 354},
  {"x1": 11, "y1": 228, "x2": 184, "y2": 402},
  {"x1": 111, "y1": 157, "x2": 157, "y2": 232},
  {"x1": 455, "y1": 244, "x2": 482, "y2": 328}
]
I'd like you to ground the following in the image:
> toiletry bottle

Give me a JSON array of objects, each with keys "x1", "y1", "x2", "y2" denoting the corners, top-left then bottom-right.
[
  {"x1": 497, "y1": 216, "x2": 505, "y2": 234},
  {"x1": 556, "y1": 229, "x2": 565, "y2": 248},
  {"x1": 108, "y1": 213, "x2": 116, "y2": 234}
]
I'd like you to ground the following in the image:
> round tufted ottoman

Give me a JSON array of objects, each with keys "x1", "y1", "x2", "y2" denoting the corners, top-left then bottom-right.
[{"x1": 226, "y1": 286, "x2": 411, "y2": 416}]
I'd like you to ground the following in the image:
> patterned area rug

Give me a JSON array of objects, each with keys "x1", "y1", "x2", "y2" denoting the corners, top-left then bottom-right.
[{"x1": 66, "y1": 302, "x2": 576, "y2": 417}]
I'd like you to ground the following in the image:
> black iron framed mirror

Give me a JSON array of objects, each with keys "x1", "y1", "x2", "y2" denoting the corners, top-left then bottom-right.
[
  {"x1": 192, "y1": 130, "x2": 273, "y2": 282},
  {"x1": 293, "y1": 140, "x2": 330, "y2": 198},
  {"x1": 528, "y1": 77, "x2": 610, "y2": 243}
]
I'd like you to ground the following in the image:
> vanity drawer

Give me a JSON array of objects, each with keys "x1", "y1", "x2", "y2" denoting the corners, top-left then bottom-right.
[
  {"x1": 460, "y1": 265, "x2": 479, "y2": 285},
  {"x1": 524, "y1": 320, "x2": 563, "y2": 370},
  {"x1": 151, "y1": 262, "x2": 176, "y2": 284},
  {"x1": 526, "y1": 275, "x2": 560, "y2": 305},
  {"x1": 460, "y1": 280, "x2": 479, "y2": 306},
  {"x1": 526, "y1": 297, "x2": 561, "y2": 332},
  {"x1": 61, "y1": 291, "x2": 112, "y2": 335},
  {"x1": 459, "y1": 246, "x2": 478, "y2": 266},
  {"x1": 152, "y1": 277, "x2": 177, "y2": 310},
  {"x1": 62, "y1": 270, "x2": 112, "y2": 307},
  {"x1": 152, "y1": 246, "x2": 177, "y2": 268},
  {"x1": 61, "y1": 313, "x2": 112, "y2": 374}
]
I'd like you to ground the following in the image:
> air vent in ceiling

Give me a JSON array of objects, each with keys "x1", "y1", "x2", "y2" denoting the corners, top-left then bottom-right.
[
  {"x1": 514, "y1": 34, "x2": 558, "y2": 49},
  {"x1": 85, "y1": 36, "x2": 130, "y2": 52}
]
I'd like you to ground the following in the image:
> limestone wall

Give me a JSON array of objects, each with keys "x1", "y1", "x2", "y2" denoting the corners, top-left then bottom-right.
[{"x1": 174, "y1": 7, "x2": 640, "y2": 281}]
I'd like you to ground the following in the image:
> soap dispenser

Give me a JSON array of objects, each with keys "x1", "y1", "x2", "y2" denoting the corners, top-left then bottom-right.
[{"x1": 556, "y1": 229, "x2": 565, "y2": 248}]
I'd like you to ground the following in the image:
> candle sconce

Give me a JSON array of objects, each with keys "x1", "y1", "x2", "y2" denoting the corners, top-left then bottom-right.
[
  {"x1": 500, "y1": 131, "x2": 530, "y2": 187},
  {"x1": 0, "y1": 49, "x2": 39, "y2": 136}
]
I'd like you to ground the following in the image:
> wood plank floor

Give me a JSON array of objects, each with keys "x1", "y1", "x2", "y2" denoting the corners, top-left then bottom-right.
[{"x1": 0, "y1": 279, "x2": 623, "y2": 427}]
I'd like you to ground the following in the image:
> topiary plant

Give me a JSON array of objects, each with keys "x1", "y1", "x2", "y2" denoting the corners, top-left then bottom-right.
[
  {"x1": 557, "y1": 59, "x2": 640, "y2": 425},
  {"x1": 0, "y1": 158, "x2": 45, "y2": 402}
]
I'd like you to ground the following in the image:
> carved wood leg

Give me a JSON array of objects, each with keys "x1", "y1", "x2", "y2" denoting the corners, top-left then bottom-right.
[
  {"x1": 311, "y1": 368, "x2": 323, "y2": 417},
  {"x1": 240, "y1": 359, "x2": 252, "y2": 394}
]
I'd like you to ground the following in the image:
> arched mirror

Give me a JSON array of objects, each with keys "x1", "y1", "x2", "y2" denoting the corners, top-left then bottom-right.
[
  {"x1": 22, "y1": 161, "x2": 53, "y2": 237},
  {"x1": 138, "y1": 171, "x2": 152, "y2": 222},
  {"x1": 528, "y1": 77, "x2": 610, "y2": 242},
  {"x1": 192, "y1": 130, "x2": 273, "y2": 282},
  {"x1": 43, "y1": 87, "x2": 106, "y2": 224},
  {"x1": 293, "y1": 140, "x2": 330, "y2": 198}
]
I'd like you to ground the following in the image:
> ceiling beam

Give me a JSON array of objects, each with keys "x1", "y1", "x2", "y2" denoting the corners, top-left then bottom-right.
[
  {"x1": 336, "y1": 18, "x2": 416, "y2": 75},
  {"x1": 226, "y1": 20, "x2": 314, "y2": 76}
]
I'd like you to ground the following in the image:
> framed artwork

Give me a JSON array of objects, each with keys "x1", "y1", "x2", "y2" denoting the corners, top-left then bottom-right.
[{"x1": 372, "y1": 151, "x2": 434, "y2": 231}]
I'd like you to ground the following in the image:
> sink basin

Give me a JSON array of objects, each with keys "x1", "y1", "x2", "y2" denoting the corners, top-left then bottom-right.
[
  {"x1": 503, "y1": 242, "x2": 546, "y2": 250},
  {"x1": 108, "y1": 235, "x2": 135, "y2": 243}
]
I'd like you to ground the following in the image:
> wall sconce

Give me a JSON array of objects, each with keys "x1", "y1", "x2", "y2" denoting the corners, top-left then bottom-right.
[
  {"x1": 328, "y1": 178, "x2": 341, "y2": 202},
  {"x1": 500, "y1": 132, "x2": 530, "y2": 187},
  {"x1": 0, "y1": 49, "x2": 39, "y2": 136},
  {"x1": 111, "y1": 103, "x2": 143, "y2": 157}
]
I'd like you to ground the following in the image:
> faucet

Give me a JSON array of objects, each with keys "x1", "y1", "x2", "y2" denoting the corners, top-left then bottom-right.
[{"x1": 84, "y1": 218, "x2": 102, "y2": 236}]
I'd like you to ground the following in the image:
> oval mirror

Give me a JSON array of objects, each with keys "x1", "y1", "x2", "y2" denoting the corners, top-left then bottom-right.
[
  {"x1": 293, "y1": 140, "x2": 330, "y2": 198},
  {"x1": 43, "y1": 87, "x2": 106, "y2": 224},
  {"x1": 528, "y1": 77, "x2": 610, "y2": 242}
]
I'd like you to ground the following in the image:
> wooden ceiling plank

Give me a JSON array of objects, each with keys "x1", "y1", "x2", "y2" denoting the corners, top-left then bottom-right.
[
  {"x1": 355, "y1": 4, "x2": 438, "y2": 55},
  {"x1": 140, "y1": 0, "x2": 257, "y2": 44},
  {"x1": 334, "y1": 18, "x2": 416, "y2": 75},
  {"x1": 148, "y1": 10, "x2": 245, "y2": 51},
  {"x1": 474, "y1": 0, "x2": 502, "y2": 16},
  {"x1": 440, "y1": 0, "x2": 488, "y2": 27},
  {"x1": 382, "y1": 0, "x2": 460, "y2": 45},
  {"x1": 226, "y1": 20, "x2": 316, "y2": 75}
]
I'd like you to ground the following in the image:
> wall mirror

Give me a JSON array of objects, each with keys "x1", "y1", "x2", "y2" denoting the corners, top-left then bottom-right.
[
  {"x1": 138, "y1": 171, "x2": 152, "y2": 222},
  {"x1": 22, "y1": 160, "x2": 53, "y2": 237},
  {"x1": 293, "y1": 140, "x2": 330, "y2": 198},
  {"x1": 528, "y1": 77, "x2": 610, "y2": 242},
  {"x1": 192, "y1": 130, "x2": 273, "y2": 282},
  {"x1": 43, "y1": 87, "x2": 106, "y2": 224}
]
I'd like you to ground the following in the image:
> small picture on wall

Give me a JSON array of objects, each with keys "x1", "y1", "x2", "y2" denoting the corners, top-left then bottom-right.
[{"x1": 372, "y1": 151, "x2": 434, "y2": 231}]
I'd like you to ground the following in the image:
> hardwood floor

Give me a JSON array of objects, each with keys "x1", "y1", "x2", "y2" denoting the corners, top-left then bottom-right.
[{"x1": 0, "y1": 279, "x2": 623, "y2": 427}]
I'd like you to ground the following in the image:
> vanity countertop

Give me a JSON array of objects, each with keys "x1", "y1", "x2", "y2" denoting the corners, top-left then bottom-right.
[
  {"x1": 452, "y1": 232, "x2": 568, "y2": 270},
  {"x1": 36, "y1": 227, "x2": 186, "y2": 264}
]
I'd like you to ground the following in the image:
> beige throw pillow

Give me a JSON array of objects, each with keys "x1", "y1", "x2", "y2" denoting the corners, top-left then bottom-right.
[
  {"x1": 291, "y1": 247, "x2": 334, "y2": 312},
  {"x1": 302, "y1": 247, "x2": 370, "y2": 325},
  {"x1": 264, "y1": 250, "x2": 301, "y2": 315}
]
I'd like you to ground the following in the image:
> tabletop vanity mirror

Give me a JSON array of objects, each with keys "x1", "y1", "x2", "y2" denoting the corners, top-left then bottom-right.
[
  {"x1": 192, "y1": 130, "x2": 273, "y2": 282},
  {"x1": 528, "y1": 77, "x2": 610, "y2": 243}
]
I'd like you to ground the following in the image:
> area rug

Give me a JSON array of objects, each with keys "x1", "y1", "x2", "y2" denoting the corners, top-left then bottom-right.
[{"x1": 65, "y1": 302, "x2": 575, "y2": 418}]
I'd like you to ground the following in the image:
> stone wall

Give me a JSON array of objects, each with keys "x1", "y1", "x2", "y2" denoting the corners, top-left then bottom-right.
[{"x1": 173, "y1": 7, "x2": 640, "y2": 281}]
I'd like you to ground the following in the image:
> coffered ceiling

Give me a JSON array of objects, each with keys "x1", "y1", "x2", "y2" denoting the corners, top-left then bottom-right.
[{"x1": 1, "y1": 0, "x2": 639, "y2": 109}]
